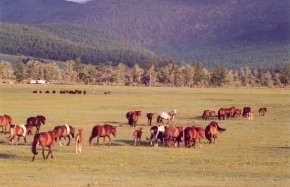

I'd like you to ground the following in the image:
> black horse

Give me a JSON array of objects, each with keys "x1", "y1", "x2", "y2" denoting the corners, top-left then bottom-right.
[{"x1": 26, "y1": 115, "x2": 46, "y2": 134}]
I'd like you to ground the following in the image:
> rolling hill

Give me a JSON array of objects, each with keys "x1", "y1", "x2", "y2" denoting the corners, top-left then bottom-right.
[{"x1": 0, "y1": 0, "x2": 289, "y2": 69}]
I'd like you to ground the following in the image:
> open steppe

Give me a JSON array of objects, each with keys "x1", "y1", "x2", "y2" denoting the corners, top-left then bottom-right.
[{"x1": 0, "y1": 84, "x2": 289, "y2": 187}]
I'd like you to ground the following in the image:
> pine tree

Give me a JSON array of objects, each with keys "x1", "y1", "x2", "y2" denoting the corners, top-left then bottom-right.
[{"x1": 15, "y1": 56, "x2": 26, "y2": 82}]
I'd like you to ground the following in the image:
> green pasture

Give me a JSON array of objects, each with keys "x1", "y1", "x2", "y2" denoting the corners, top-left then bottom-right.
[{"x1": 0, "y1": 84, "x2": 289, "y2": 187}]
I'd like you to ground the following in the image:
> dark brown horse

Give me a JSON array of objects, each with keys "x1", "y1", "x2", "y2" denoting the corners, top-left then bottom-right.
[
  {"x1": 7, "y1": 124, "x2": 27, "y2": 145},
  {"x1": 164, "y1": 125, "x2": 183, "y2": 148},
  {"x1": 0, "y1": 114, "x2": 12, "y2": 134},
  {"x1": 259, "y1": 108, "x2": 267, "y2": 116},
  {"x1": 26, "y1": 115, "x2": 46, "y2": 134},
  {"x1": 146, "y1": 113, "x2": 154, "y2": 126},
  {"x1": 205, "y1": 121, "x2": 226, "y2": 144},
  {"x1": 89, "y1": 124, "x2": 116, "y2": 146},
  {"x1": 53, "y1": 125, "x2": 75, "y2": 146},
  {"x1": 32, "y1": 130, "x2": 59, "y2": 161},
  {"x1": 242, "y1": 107, "x2": 251, "y2": 118},
  {"x1": 133, "y1": 127, "x2": 143, "y2": 146}
]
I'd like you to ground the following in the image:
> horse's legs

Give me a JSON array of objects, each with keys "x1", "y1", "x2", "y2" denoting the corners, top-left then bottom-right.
[
  {"x1": 24, "y1": 136, "x2": 27, "y2": 145},
  {"x1": 46, "y1": 146, "x2": 53, "y2": 159},
  {"x1": 67, "y1": 135, "x2": 70, "y2": 146},
  {"x1": 58, "y1": 137, "x2": 63, "y2": 146},
  {"x1": 42, "y1": 148, "x2": 46, "y2": 160},
  {"x1": 103, "y1": 137, "x2": 106, "y2": 146},
  {"x1": 107, "y1": 136, "x2": 111, "y2": 146}
]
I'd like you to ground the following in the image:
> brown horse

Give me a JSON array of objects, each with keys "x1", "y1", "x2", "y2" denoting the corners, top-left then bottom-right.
[
  {"x1": 205, "y1": 121, "x2": 226, "y2": 144},
  {"x1": 75, "y1": 129, "x2": 83, "y2": 154},
  {"x1": 218, "y1": 108, "x2": 227, "y2": 120},
  {"x1": 209, "y1": 111, "x2": 216, "y2": 119},
  {"x1": 89, "y1": 124, "x2": 116, "y2": 146},
  {"x1": 184, "y1": 126, "x2": 197, "y2": 148},
  {"x1": 234, "y1": 109, "x2": 242, "y2": 120},
  {"x1": 133, "y1": 127, "x2": 143, "y2": 146},
  {"x1": 53, "y1": 125, "x2": 75, "y2": 146},
  {"x1": 164, "y1": 125, "x2": 183, "y2": 148},
  {"x1": 31, "y1": 130, "x2": 59, "y2": 161},
  {"x1": 146, "y1": 113, "x2": 154, "y2": 126},
  {"x1": 0, "y1": 114, "x2": 12, "y2": 134},
  {"x1": 126, "y1": 111, "x2": 141, "y2": 127},
  {"x1": 259, "y1": 108, "x2": 267, "y2": 116},
  {"x1": 195, "y1": 127, "x2": 205, "y2": 143},
  {"x1": 26, "y1": 115, "x2": 46, "y2": 134},
  {"x1": 202, "y1": 110, "x2": 210, "y2": 121},
  {"x1": 7, "y1": 124, "x2": 27, "y2": 145}
]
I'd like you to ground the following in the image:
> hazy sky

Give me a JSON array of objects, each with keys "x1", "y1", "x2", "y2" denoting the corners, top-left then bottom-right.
[{"x1": 65, "y1": 0, "x2": 91, "y2": 3}]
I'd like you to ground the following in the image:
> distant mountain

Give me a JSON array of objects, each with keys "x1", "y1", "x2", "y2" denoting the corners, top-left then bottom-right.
[
  {"x1": 0, "y1": 0, "x2": 289, "y2": 69},
  {"x1": 0, "y1": 23, "x2": 155, "y2": 67}
]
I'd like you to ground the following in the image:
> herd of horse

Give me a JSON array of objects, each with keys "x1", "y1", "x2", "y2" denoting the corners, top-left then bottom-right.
[
  {"x1": 202, "y1": 107, "x2": 267, "y2": 121},
  {"x1": 0, "y1": 107, "x2": 267, "y2": 161}
]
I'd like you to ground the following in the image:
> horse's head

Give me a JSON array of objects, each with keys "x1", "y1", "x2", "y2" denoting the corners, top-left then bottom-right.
[
  {"x1": 111, "y1": 127, "x2": 116, "y2": 137},
  {"x1": 78, "y1": 129, "x2": 83, "y2": 135},
  {"x1": 37, "y1": 115, "x2": 46, "y2": 125},
  {"x1": 70, "y1": 126, "x2": 75, "y2": 138}
]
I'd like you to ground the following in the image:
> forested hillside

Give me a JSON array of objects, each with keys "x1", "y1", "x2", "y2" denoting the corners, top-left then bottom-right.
[{"x1": 0, "y1": 23, "x2": 155, "y2": 67}]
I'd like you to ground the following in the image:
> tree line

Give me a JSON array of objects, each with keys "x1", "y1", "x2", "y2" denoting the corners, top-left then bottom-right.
[{"x1": 1, "y1": 56, "x2": 289, "y2": 88}]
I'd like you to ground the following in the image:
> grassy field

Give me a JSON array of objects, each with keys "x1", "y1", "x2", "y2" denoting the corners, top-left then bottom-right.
[{"x1": 0, "y1": 84, "x2": 289, "y2": 187}]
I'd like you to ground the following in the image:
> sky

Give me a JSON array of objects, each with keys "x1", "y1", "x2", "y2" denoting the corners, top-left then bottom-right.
[{"x1": 65, "y1": 0, "x2": 91, "y2": 3}]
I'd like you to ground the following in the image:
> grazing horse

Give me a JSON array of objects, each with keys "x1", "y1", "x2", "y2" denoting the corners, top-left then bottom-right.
[
  {"x1": 146, "y1": 125, "x2": 165, "y2": 146},
  {"x1": 53, "y1": 125, "x2": 75, "y2": 146},
  {"x1": 146, "y1": 113, "x2": 154, "y2": 126},
  {"x1": 228, "y1": 106, "x2": 236, "y2": 118},
  {"x1": 242, "y1": 107, "x2": 251, "y2": 118},
  {"x1": 234, "y1": 109, "x2": 242, "y2": 120},
  {"x1": 259, "y1": 108, "x2": 267, "y2": 116},
  {"x1": 0, "y1": 114, "x2": 12, "y2": 134},
  {"x1": 218, "y1": 108, "x2": 227, "y2": 120},
  {"x1": 89, "y1": 124, "x2": 116, "y2": 146},
  {"x1": 26, "y1": 115, "x2": 46, "y2": 134},
  {"x1": 7, "y1": 124, "x2": 27, "y2": 145},
  {"x1": 133, "y1": 127, "x2": 143, "y2": 146},
  {"x1": 157, "y1": 109, "x2": 177, "y2": 125},
  {"x1": 205, "y1": 121, "x2": 226, "y2": 144},
  {"x1": 202, "y1": 110, "x2": 210, "y2": 121},
  {"x1": 31, "y1": 130, "x2": 59, "y2": 161},
  {"x1": 209, "y1": 111, "x2": 216, "y2": 119},
  {"x1": 164, "y1": 125, "x2": 183, "y2": 148},
  {"x1": 75, "y1": 129, "x2": 83, "y2": 154}
]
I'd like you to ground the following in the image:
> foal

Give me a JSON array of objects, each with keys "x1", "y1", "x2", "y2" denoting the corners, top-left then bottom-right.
[
  {"x1": 75, "y1": 129, "x2": 83, "y2": 154},
  {"x1": 133, "y1": 127, "x2": 143, "y2": 146}
]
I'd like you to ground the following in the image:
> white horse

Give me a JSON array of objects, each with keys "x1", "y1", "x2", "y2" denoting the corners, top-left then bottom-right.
[
  {"x1": 157, "y1": 109, "x2": 177, "y2": 125},
  {"x1": 153, "y1": 125, "x2": 165, "y2": 146}
]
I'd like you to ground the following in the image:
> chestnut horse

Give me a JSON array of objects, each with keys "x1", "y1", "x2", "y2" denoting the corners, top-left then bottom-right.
[
  {"x1": 184, "y1": 126, "x2": 197, "y2": 148},
  {"x1": 146, "y1": 113, "x2": 154, "y2": 126},
  {"x1": 195, "y1": 127, "x2": 205, "y2": 143},
  {"x1": 7, "y1": 124, "x2": 27, "y2": 145},
  {"x1": 205, "y1": 121, "x2": 226, "y2": 144},
  {"x1": 0, "y1": 114, "x2": 12, "y2": 134},
  {"x1": 31, "y1": 130, "x2": 59, "y2": 161},
  {"x1": 164, "y1": 125, "x2": 183, "y2": 148},
  {"x1": 133, "y1": 127, "x2": 143, "y2": 146},
  {"x1": 202, "y1": 110, "x2": 210, "y2": 121},
  {"x1": 53, "y1": 125, "x2": 75, "y2": 146},
  {"x1": 26, "y1": 115, "x2": 46, "y2": 134},
  {"x1": 89, "y1": 124, "x2": 116, "y2": 146},
  {"x1": 218, "y1": 108, "x2": 227, "y2": 120},
  {"x1": 75, "y1": 129, "x2": 83, "y2": 154}
]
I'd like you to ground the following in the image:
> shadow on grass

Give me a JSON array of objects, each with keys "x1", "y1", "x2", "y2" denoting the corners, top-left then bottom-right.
[
  {"x1": 0, "y1": 153, "x2": 18, "y2": 159},
  {"x1": 272, "y1": 146, "x2": 290, "y2": 150}
]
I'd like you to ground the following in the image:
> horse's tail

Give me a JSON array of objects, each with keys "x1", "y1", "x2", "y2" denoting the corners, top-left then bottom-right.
[
  {"x1": 32, "y1": 133, "x2": 40, "y2": 155},
  {"x1": 216, "y1": 125, "x2": 226, "y2": 132},
  {"x1": 89, "y1": 126, "x2": 98, "y2": 145}
]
